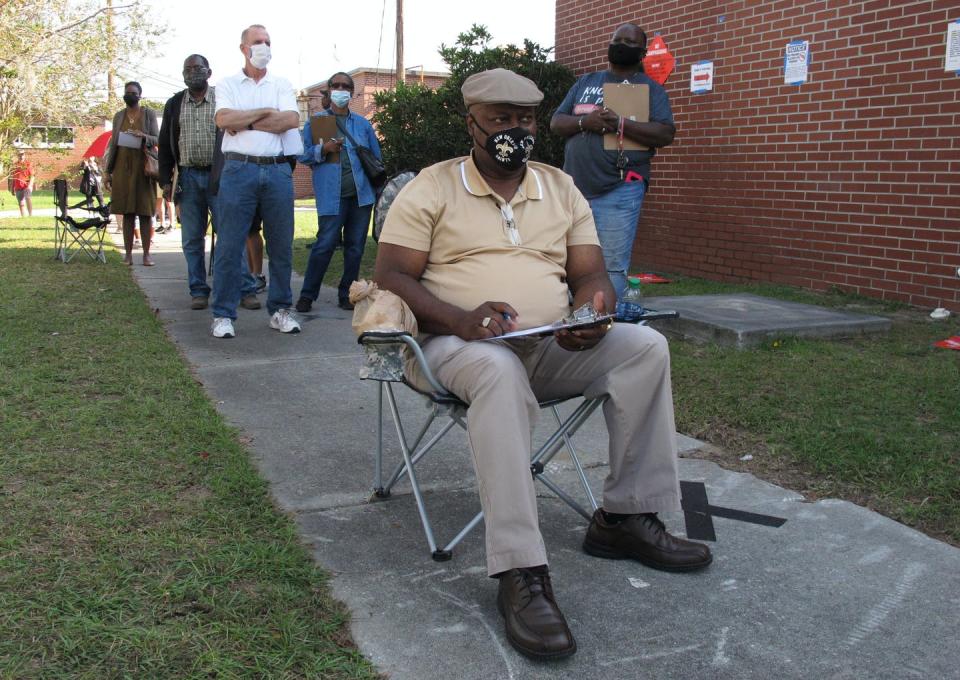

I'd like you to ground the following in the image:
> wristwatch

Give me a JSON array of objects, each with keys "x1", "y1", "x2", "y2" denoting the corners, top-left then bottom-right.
[{"x1": 247, "y1": 122, "x2": 254, "y2": 131}]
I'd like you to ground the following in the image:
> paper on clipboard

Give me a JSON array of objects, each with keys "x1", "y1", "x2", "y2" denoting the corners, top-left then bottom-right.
[
  {"x1": 602, "y1": 83, "x2": 649, "y2": 151},
  {"x1": 479, "y1": 313, "x2": 616, "y2": 341},
  {"x1": 117, "y1": 131, "x2": 142, "y2": 149},
  {"x1": 310, "y1": 115, "x2": 339, "y2": 163}
]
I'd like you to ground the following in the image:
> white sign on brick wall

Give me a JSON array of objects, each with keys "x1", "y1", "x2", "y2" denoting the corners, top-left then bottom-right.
[
  {"x1": 945, "y1": 20, "x2": 960, "y2": 72},
  {"x1": 690, "y1": 61, "x2": 714, "y2": 93},
  {"x1": 784, "y1": 40, "x2": 810, "y2": 85}
]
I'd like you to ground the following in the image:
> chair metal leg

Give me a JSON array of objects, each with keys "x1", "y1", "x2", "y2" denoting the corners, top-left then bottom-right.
[
  {"x1": 383, "y1": 382, "x2": 441, "y2": 557},
  {"x1": 366, "y1": 353, "x2": 607, "y2": 561},
  {"x1": 527, "y1": 397, "x2": 606, "y2": 519},
  {"x1": 536, "y1": 474, "x2": 594, "y2": 521},
  {"x1": 552, "y1": 404, "x2": 599, "y2": 512},
  {"x1": 373, "y1": 382, "x2": 387, "y2": 497}
]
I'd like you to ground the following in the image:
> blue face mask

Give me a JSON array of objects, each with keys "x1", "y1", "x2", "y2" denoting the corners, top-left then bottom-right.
[{"x1": 330, "y1": 90, "x2": 351, "y2": 108}]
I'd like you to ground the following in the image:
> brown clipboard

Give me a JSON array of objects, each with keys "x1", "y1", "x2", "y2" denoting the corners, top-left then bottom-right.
[
  {"x1": 602, "y1": 83, "x2": 649, "y2": 151},
  {"x1": 310, "y1": 115, "x2": 339, "y2": 163}
]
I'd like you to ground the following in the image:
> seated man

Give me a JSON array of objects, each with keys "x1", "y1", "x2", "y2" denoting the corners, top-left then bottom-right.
[{"x1": 374, "y1": 68, "x2": 711, "y2": 661}]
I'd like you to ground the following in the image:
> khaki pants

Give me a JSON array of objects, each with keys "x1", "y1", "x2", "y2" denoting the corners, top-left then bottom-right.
[{"x1": 413, "y1": 324, "x2": 681, "y2": 576}]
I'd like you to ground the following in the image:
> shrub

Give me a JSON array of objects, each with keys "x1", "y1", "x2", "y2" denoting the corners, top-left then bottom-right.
[{"x1": 373, "y1": 25, "x2": 576, "y2": 175}]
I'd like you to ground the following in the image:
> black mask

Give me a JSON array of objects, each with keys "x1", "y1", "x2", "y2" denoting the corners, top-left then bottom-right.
[
  {"x1": 123, "y1": 93, "x2": 140, "y2": 107},
  {"x1": 183, "y1": 72, "x2": 209, "y2": 90},
  {"x1": 608, "y1": 42, "x2": 645, "y2": 66},
  {"x1": 472, "y1": 120, "x2": 535, "y2": 171}
]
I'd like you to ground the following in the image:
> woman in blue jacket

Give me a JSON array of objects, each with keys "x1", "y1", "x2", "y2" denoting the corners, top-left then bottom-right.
[{"x1": 296, "y1": 72, "x2": 382, "y2": 311}]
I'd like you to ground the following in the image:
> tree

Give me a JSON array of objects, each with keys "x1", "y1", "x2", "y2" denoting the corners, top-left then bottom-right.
[
  {"x1": 373, "y1": 25, "x2": 576, "y2": 175},
  {"x1": 0, "y1": 0, "x2": 163, "y2": 177}
]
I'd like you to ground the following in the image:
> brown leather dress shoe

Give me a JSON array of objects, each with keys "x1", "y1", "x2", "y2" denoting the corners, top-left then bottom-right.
[
  {"x1": 496, "y1": 567, "x2": 576, "y2": 660},
  {"x1": 583, "y1": 509, "x2": 712, "y2": 572}
]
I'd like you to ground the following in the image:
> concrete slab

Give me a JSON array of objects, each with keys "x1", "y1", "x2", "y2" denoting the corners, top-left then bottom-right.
[
  {"x1": 123, "y1": 230, "x2": 960, "y2": 679},
  {"x1": 300, "y1": 458, "x2": 960, "y2": 680},
  {"x1": 644, "y1": 293, "x2": 892, "y2": 348}
]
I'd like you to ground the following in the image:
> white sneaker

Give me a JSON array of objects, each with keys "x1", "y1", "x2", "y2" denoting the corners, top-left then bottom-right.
[
  {"x1": 269, "y1": 308, "x2": 301, "y2": 334},
  {"x1": 211, "y1": 317, "x2": 235, "y2": 338}
]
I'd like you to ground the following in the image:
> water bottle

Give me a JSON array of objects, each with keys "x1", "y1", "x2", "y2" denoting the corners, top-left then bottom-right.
[{"x1": 615, "y1": 276, "x2": 645, "y2": 322}]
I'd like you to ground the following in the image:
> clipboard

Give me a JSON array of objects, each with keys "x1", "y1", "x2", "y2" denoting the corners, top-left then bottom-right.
[
  {"x1": 117, "y1": 131, "x2": 142, "y2": 149},
  {"x1": 602, "y1": 83, "x2": 649, "y2": 151},
  {"x1": 479, "y1": 314, "x2": 616, "y2": 341},
  {"x1": 310, "y1": 115, "x2": 339, "y2": 163}
]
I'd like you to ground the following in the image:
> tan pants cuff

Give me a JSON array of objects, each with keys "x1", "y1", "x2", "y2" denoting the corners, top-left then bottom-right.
[
  {"x1": 601, "y1": 493, "x2": 682, "y2": 516},
  {"x1": 487, "y1": 547, "x2": 550, "y2": 577}
]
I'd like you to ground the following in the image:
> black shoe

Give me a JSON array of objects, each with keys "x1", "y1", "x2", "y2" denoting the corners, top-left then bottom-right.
[
  {"x1": 254, "y1": 274, "x2": 267, "y2": 294},
  {"x1": 295, "y1": 297, "x2": 312, "y2": 313},
  {"x1": 583, "y1": 510, "x2": 712, "y2": 572},
  {"x1": 338, "y1": 298, "x2": 354, "y2": 311},
  {"x1": 496, "y1": 567, "x2": 576, "y2": 660}
]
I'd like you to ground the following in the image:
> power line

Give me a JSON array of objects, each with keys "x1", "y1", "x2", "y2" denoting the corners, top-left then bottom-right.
[{"x1": 375, "y1": 0, "x2": 387, "y2": 72}]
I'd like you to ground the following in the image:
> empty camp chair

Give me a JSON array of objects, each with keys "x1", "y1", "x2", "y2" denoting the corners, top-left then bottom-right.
[
  {"x1": 53, "y1": 178, "x2": 110, "y2": 263},
  {"x1": 356, "y1": 310, "x2": 681, "y2": 562}
]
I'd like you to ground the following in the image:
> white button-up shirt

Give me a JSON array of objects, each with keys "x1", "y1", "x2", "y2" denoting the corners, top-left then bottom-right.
[{"x1": 215, "y1": 70, "x2": 304, "y2": 157}]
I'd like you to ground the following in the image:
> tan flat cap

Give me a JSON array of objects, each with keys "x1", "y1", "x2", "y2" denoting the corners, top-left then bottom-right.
[{"x1": 461, "y1": 68, "x2": 544, "y2": 108}]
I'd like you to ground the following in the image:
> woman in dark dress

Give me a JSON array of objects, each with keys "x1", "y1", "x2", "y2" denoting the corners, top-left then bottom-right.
[{"x1": 104, "y1": 81, "x2": 159, "y2": 266}]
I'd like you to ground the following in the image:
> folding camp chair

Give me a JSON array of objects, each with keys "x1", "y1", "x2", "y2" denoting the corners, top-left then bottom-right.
[
  {"x1": 358, "y1": 309, "x2": 679, "y2": 562},
  {"x1": 53, "y1": 179, "x2": 110, "y2": 263}
]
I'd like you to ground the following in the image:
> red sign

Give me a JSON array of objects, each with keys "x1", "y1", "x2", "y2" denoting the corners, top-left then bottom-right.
[
  {"x1": 642, "y1": 35, "x2": 675, "y2": 85},
  {"x1": 934, "y1": 335, "x2": 960, "y2": 350}
]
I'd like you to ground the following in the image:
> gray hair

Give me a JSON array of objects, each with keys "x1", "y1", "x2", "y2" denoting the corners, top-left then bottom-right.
[{"x1": 241, "y1": 24, "x2": 267, "y2": 44}]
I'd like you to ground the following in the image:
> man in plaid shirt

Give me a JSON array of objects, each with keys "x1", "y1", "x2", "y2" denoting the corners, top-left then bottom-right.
[{"x1": 159, "y1": 54, "x2": 260, "y2": 312}]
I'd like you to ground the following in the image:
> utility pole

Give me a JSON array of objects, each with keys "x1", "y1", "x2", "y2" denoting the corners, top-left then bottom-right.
[
  {"x1": 105, "y1": 0, "x2": 116, "y2": 104},
  {"x1": 395, "y1": 0, "x2": 404, "y2": 86}
]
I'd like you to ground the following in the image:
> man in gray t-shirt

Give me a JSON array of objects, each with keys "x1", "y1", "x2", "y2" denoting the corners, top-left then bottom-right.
[{"x1": 551, "y1": 23, "x2": 676, "y2": 298}]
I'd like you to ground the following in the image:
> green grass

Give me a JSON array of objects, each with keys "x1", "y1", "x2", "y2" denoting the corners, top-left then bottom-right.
[
  {"x1": 0, "y1": 218, "x2": 377, "y2": 678},
  {"x1": 1, "y1": 189, "x2": 56, "y2": 212},
  {"x1": 291, "y1": 211, "x2": 378, "y2": 290},
  {"x1": 638, "y1": 272, "x2": 960, "y2": 544}
]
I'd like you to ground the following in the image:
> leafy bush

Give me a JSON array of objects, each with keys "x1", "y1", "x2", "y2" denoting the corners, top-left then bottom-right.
[{"x1": 373, "y1": 25, "x2": 576, "y2": 175}]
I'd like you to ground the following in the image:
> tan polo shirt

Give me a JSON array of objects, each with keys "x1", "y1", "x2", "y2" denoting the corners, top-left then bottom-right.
[{"x1": 379, "y1": 155, "x2": 600, "y2": 329}]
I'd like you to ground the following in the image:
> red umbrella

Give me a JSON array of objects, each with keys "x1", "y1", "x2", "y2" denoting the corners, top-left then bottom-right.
[{"x1": 82, "y1": 130, "x2": 112, "y2": 159}]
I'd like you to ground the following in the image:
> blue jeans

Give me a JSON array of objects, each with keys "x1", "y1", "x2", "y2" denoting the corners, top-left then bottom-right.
[
  {"x1": 212, "y1": 159, "x2": 294, "y2": 319},
  {"x1": 178, "y1": 167, "x2": 257, "y2": 299},
  {"x1": 299, "y1": 196, "x2": 372, "y2": 302},
  {"x1": 588, "y1": 180, "x2": 646, "y2": 300}
]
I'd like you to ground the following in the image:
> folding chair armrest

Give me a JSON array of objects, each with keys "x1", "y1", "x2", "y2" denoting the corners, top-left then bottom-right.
[
  {"x1": 358, "y1": 331, "x2": 451, "y2": 399},
  {"x1": 358, "y1": 330, "x2": 414, "y2": 344}
]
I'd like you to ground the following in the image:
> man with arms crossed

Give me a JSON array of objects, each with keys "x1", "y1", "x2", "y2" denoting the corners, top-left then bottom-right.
[
  {"x1": 376, "y1": 68, "x2": 710, "y2": 661},
  {"x1": 211, "y1": 24, "x2": 303, "y2": 338}
]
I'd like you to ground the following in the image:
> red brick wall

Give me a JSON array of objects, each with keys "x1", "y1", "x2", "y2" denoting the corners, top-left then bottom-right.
[
  {"x1": 19, "y1": 125, "x2": 108, "y2": 189},
  {"x1": 555, "y1": 0, "x2": 960, "y2": 310}
]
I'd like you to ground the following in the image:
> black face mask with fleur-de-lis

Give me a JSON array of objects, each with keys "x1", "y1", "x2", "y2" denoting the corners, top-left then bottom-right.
[{"x1": 472, "y1": 119, "x2": 535, "y2": 171}]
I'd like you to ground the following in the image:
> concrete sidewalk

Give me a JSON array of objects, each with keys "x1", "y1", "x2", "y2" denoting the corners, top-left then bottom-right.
[{"x1": 123, "y1": 229, "x2": 960, "y2": 680}]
